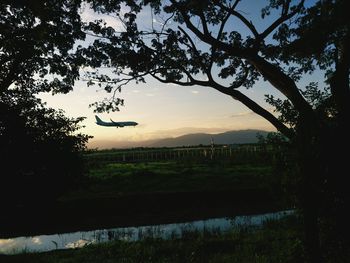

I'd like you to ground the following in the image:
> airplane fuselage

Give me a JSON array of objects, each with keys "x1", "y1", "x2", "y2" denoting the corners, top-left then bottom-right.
[
  {"x1": 95, "y1": 116, "x2": 138, "y2": 127},
  {"x1": 98, "y1": 121, "x2": 138, "y2": 127}
]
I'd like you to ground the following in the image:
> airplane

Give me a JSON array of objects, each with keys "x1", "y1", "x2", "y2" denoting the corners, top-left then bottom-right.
[{"x1": 95, "y1": 115, "x2": 138, "y2": 128}]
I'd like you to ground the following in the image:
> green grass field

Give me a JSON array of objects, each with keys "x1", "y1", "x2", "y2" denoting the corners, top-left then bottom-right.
[
  {"x1": 1, "y1": 148, "x2": 302, "y2": 262},
  {"x1": 60, "y1": 160, "x2": 278, "y2": 202}
]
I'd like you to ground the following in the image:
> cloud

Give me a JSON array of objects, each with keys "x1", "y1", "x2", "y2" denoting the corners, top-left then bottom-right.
[
  {"x1": 166, "y1": 83, "x2": 180, "y2": 87},
  {"x1": 230, "y1": 107, "x2": 275, "y2": 118},
  {"x1": 65, "y1": 239, "x2": 93, "y2": 249},
  {"x1": 230, "y1": 111, "x2": 255, "y2": 118},
  {"x1": 0, "y1": 239, "x2": 16, "y2": 253},
  {"x1": 32, "y1": 237, "x2": 42, "y2": 245}
]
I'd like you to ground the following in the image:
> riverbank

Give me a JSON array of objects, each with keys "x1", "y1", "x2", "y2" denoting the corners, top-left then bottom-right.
[
  {"x1": 0, "y1": 188, "x2": 286, "y2": 238},
  {"x1": 1, "y1": 161, "x2": 288, "y2": 238},
  {"x1": 0, "y1": 210, "x2": 294, "y2": 255},
  {"x1": 0, "y1": 215, "x2": 305, "y2": 263}
]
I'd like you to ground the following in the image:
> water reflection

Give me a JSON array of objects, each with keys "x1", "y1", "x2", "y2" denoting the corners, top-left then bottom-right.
[{"x1": 0, "y1": 210, "x2": 292, "y2": 255}]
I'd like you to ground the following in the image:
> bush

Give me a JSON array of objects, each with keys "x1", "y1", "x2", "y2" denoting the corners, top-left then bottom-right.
[{"x1": 0, "y1": 89, "x2": 92, "y2": 206}]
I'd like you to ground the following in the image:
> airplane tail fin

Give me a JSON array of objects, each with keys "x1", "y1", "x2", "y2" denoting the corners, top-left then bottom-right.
[{"x1": 95, "y1": 115, "x2": 103, "y2": 124}]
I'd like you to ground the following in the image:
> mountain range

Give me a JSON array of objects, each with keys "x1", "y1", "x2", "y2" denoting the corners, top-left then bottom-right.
[
  {"x1": 89, "y1": 129, "x2": 270, "y2": 149},
  {"x1": 149, "y1": 129, "x2": 269, "y2": 147}
]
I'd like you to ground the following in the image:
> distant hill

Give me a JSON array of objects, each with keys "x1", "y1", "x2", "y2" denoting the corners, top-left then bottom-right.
[
  {"x1": 88, "y1": 129, "x2": 270, "y2": 149},
  {"x1": 148, "y1": 129, "x2": 269, "y2": 147}
]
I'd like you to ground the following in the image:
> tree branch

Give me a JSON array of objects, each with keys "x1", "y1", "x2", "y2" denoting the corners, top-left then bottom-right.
[
  {"x1": 170, "y1": 0, "x2": 251, "y2": 58},
  {"x1": 152, "y1": 62, "x2": 294, "y2": 139},
  {"x1": 231, "y1": 0, "x2": 241, "y2": 10},
  {"x1": 210, "y1": 81, "x2": 294, "y2": 139},
  {"x1": 330, "y1": 31, "x2": 350, "y2": 118},
  {"x1": 150, "y1": 72, "x2": 195, "y2": 86},
  {"x1": 249, "y1": 55, "x2": 313, "y2": 117},
  {"x1": 0, "y1": 54, "x2": 25, "y2": 93},
  {"x1": 230, "y1": 61, "x2": 249, "y2": 89},
  {"x1": 258, "y1": 0, "x2": 304, "y2": 41},
  {"x1": 198, "y1": 10, "x2": 210, "y2": 36},
  {"x1": 214, "y1": 0, "x2": 259, "y2": 38},
  {"x1": 160, "y1": 13, "x2": 176, "y2": 34},
  {"x1": 178, "y1": 26, "x2": 200, "y2": 55},
  {"x1": 217, "y1": 11, "x2": 231, "y2": 41}
]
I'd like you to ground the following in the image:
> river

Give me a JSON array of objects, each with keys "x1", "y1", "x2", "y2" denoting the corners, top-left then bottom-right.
[{"x1": 0, "y1": 210, "x2": 293, "y2": 255}]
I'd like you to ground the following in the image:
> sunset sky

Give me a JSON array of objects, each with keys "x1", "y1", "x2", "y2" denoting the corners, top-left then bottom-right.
[
  {"x1": 40, "y1": 77, "x2": 277, "y2": 148},
  {"x1": 39, "y1": 1, "x2": 321, "y2": 149}
]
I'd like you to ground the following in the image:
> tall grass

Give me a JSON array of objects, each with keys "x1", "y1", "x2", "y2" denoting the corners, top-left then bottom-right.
[{"x1": 1, "y1": 215, "x2": 305, "y2": 263}]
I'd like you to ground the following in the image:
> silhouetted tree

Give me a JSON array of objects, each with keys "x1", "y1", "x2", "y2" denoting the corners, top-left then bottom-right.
[
  {"x1": 79, "y1": 1, "x2": 349, "y2": 261},
  {"x1": 0, "y1": 0, "x2": 85, "y2": 94},
  {"x1": 0, "y1": 0, "x2": 90, "y2": 205},
  {"x1": 0, "y1": 88, "x2": 91, "y2": 206}
]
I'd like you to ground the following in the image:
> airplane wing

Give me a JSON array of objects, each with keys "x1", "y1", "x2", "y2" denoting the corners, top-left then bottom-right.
[{"x1": 110, "y1": 119, "x2": 124, "y2": 127}]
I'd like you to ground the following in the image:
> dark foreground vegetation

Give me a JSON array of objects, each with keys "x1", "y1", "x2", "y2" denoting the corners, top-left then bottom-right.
[
  {"x1": 2, "y1": 215, "x2": 348, "y2": 263},
  {"x1": 1, "y1": 145, "x2": 291, "y2": 237},
  {"x1": 0, "y1": 215, "x2": 305, "y2": 263},
  {"x1": 2, "y1": 146, "x2": 349, "y2": 262},
  {"x1": 1, "y1": 0, "x2": 350, "y2": 262}
]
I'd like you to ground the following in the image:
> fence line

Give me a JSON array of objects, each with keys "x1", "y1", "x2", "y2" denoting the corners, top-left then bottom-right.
[{"x1": 86, "y1": 145, "x2": 286, "y2": 164}]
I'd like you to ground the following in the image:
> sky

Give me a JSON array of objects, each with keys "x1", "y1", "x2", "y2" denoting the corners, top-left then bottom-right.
[
  {"x1": 40, "y1": 77, "x2": 277, "y2": 148},
  {"x1": 38, "y1": 1, "x2": 315, "y2": 149}
]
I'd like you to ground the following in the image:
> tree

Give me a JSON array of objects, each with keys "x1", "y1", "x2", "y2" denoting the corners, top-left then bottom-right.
[
  {"x1": 0, "y1": 88, "x2": 91, "y2": 205},
  {"x1": 0, "y1": 0, "x2": 85, "y2": 94},
  {"x1": 80, "y1": 0, "x2": 349, "y2": 261},
  {"x1": 0, "y1": 0, "x2": 90, "y2": 205}
]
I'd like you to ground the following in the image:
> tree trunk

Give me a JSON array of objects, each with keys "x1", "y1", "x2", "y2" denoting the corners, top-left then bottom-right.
[
  {"x1": 321, "y1": 122, "x2": 350, "y2": 256},
  {"x1": 299, "y1": 160, "x2": 323, "y2": 263},
  {"x1": 297, "y1": 115, "x2": 350, "y2": 262},
  {"x1": 296, "y1": 118, "x2": 324, "y2": 263}
]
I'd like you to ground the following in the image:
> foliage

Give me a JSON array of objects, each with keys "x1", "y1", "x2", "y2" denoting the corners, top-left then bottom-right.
[
  {"x1": 257, "y1": 132, "x2": 289, "y2": 146},
  {"x1": 0, "y1": 0, "x2": 86, "y2": 94},
  {"x1": 79, "y1": 0, "x2": 349, "y2": 139},
  {"x1": 77, "y1": 1, "x2": 349, "y2": 261},
  {"x1": 0, "y1": 88, "x2": 91, "y2": 205},
  {"x1": 265, "y1": 83, "x2": 336, "y2": 131},
  {"x1": 0, "y1": 0, "x2": 90, "y2": 205},
  {"x1": 1, "y1": 0, "x2": 348, "y2": 261}
]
